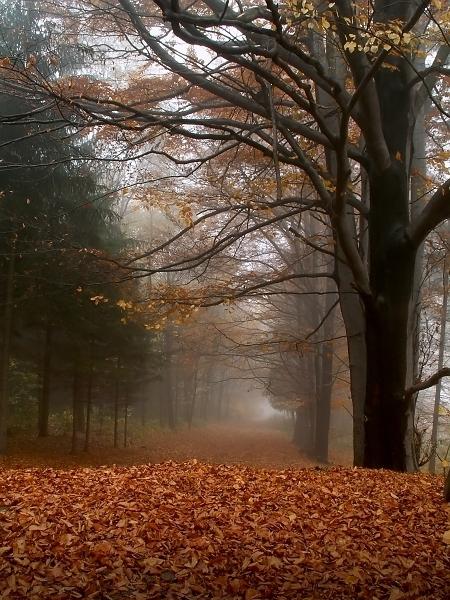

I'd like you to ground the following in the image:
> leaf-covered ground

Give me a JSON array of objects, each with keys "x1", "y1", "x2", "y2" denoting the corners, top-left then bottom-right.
[
  {"x1": 2, "y1": 425, "x2": 335, "y2": 470},
  {"x1": 0, "y1": 462, "x2": 448, "y2": 599}
]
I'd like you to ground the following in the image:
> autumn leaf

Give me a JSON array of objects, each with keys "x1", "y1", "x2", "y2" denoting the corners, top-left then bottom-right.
[{"x1": 0, "y1": 459, "x2": 448, "y2": 599}]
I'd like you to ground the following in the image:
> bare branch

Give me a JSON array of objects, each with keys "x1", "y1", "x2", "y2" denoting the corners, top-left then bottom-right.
[{"x1": 405, "y1": 367, "x2": 450, "y2": 401}]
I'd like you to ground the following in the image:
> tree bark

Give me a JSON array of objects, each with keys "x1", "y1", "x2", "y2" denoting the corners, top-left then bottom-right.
[{"x1": 363, "y1": 164, "x2": 416, "y2": 470}]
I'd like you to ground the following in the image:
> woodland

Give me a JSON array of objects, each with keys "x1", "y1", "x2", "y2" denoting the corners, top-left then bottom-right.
[{"x1": 0, "y1": 0, "x2": 449, "y2": 598}]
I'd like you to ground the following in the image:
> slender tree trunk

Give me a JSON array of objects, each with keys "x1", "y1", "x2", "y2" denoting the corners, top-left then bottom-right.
[
  {"x1": 123, "y1": 385, "x2": 129, "y2": 448},
  {"x1": 201, "y1": 365, "x2": 213, "y2": 422},
  {"x1": 0, "y1": 245, "x2": 15, "y2": 454},
  {"x1": 38, "y1": 322, "x2": 52, "y2": 438},
  {"x1": 216, "y1": 377, "x2": 224, "y2": 421},
  {"x1": 314, "y1": 278, "x2": 336, "y2": 463},
  {"x1": 429, "y1": 264, "x2": 449, "y2": 474},
  {"x1": 114, "y1": 390, "x2": 119, "y2": 448},
  {"x1": 164, "y1": 326, "x2": 176, "y2": 430},
  {"x1": 114, "y1": 358, "x2": 120, "y2": 448},
  {"x1": 84, "y1": 362, "x2": 93, "y2": 452},
  {"x1": 292, "y1": 404, "x2": 314, "y2": 454},
  {"x1": 159, "y1": 377, "x2": 166, "y2": 428},
  {"x1": 314, "y1": 343, "x2": 333, "y2": 463},
  {"x1": 141, "y1": 395, "x2": 147, "y2": 427},
  {"x1": 113, "y1": 380, "x2": 120, "y2": 448},
  {"x1": 99, "y1": 401, "x2": 104, "y2": 436},
  {"x1": 71, "y1": 357, "x2": 85, "y2": 454},
  {"x1": 188, "y1": 363, "x2": 199, "y2": 429}
]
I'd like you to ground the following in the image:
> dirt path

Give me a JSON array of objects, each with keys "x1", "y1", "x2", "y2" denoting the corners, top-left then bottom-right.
[{"x1": 1, "y1": 423, "x2": 346, "y2": 470}]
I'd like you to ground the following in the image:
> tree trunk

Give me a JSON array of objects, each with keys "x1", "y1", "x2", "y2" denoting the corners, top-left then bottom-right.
[
  {"x1": 363, "y1": 163, "x2": 416, "y2": 470},
  {"x1": 292, "y1": 404, "x2": 314, "y2": 454},
  {"x1": 71, "y1": 357, "x2": 85, "y2": 454},
  {"x1": 123, "y1": 386, "x2": 129, "y2": 448},
  {"x1": 83, "y1": 362, "x2": 93, "y2": 452},
  {"x1": 444, "y1": 469, "x2": 450, "y2": 503},
  {"x1": 164, "y1": 326, "x2": 176, "y2": 430},
  {"x1": 406, "y1": 92, "x2": 427, "y2": 472},
  {"x1": 187, "y1": 359, "x2": 199, "y2": 429},
  {"x1": 0, "y1": 246, "x2": 15, "y2": 454},
  {"x1": 357, "y1": 23, "x2": 421, "y2": 468},
  {"x1": 216, "y1": 377, "x2": 224, "y2": 420},
  {"x1": 429, "y1": 264, "x2": 448, "y2": 474},
  {"x1": 159, "y1": 376, "x2": 166, "y2": 428},
  {"x1": 314, "y1": 279, "x2": 336, "y2": 463},
  {"x1": 38, "y1": 322, "x2": 52, "y2": 438},
  {"x1": 114, "y1": 358, "x2": 120, "y2": 448},
  {"x1": 336, "y1": 224, "x2": 367, "y2": 466},
  {"x1": 315, "y1": 342, "x2": 333, "y2": 463},
  {"x1": 141, "y1": 395, "x2": 147, "y2": 427}
]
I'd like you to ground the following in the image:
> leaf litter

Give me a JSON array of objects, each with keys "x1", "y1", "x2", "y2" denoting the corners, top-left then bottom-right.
[{"x1": 0, "y1": 463, "x2": 448, "y2": 599}]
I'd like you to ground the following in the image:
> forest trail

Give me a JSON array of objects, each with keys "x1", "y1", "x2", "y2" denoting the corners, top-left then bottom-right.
[{"x1": 1, "y1": 423, "x2": 351, "y2": 470}]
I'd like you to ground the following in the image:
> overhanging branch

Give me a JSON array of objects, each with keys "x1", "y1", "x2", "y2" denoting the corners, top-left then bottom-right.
[
  {"x1": 405, "y1": 367, "x2": 450, "y2": 401},
  {"x1": 407, "y1": 179, "x2": 450, "y2": 247}
]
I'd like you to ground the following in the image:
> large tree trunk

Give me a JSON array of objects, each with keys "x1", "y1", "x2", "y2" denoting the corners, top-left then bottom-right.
[
  {"x1": 359, "y1": 31, "x2": 418, "y2": 470},
  {"x1": 363, "y1": 165, "x2": 416, "y2": 470},
  {"x1": 38, "y1": 322, "x2": 52, "y2": 438}
]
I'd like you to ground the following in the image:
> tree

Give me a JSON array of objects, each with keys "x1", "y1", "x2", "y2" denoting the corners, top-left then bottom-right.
[
  {"x1": 2, "y1": 0, "x2": 450, "y2": 470},
  {"x1": 0, "y1": 1, "x2": 161, "y2": 451}
]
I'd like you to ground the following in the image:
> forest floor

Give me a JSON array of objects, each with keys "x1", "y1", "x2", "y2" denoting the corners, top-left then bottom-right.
[
  {"x1": 0, "y1": 425, "x2": 448, "y2": 599},
  {"x1": 1, "y1": 423, "x2": 352, "y2": 470}
]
